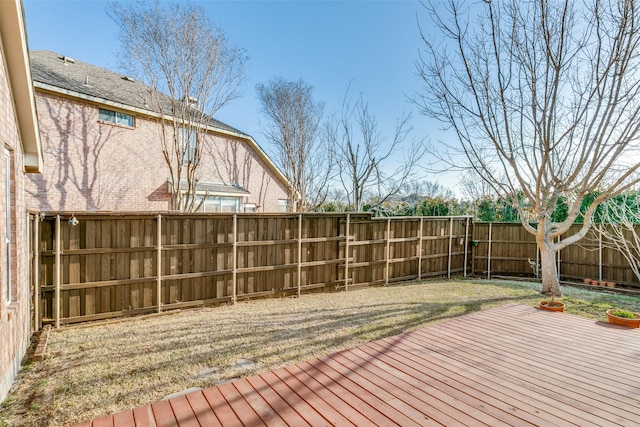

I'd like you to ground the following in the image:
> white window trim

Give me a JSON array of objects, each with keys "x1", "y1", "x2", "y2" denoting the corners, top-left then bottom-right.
[
  {"x1": 98, "y1": 108, "x2": 135, "y2": 128},
  {"x1": 4, "y1": 148, "x2": 14, "y2": 304}
]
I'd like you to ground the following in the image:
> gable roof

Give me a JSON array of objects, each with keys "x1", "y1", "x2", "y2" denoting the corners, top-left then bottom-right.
[
  {"x1": 30, "y1": 50, "x2": 244, "y2": 135},
  {"x1": 30, "y1": 50, "x2": 292, "y2": 191},
  {"x1": 0, "y1": 0, "x2": 43, "y2": 173}
]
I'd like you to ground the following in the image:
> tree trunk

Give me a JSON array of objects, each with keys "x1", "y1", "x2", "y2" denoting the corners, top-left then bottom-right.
[{"x1": 539, "y1": 242, "x2": 561, "y2": 295}]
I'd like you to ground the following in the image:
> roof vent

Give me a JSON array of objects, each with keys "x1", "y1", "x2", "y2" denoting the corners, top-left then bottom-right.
[
  {"x1": 83, "y1": 76, "x2": 90, "y2": 86},
  {"x1": 61, "y1": 55, "x2": 76, "y2": 64},
  {"x1": 122, "y1": 76, "x2": 135, "y2": 82},
  {"x1": 185, "y1": 96, "x2": 199, "y2": 105}
]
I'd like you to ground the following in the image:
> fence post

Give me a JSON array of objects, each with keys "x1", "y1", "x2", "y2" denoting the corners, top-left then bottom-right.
[
  {"x1": 385, "y1": 218, "x2": 391, "y2": 285},
  {"x1": 417, "y1": 217, "x2": 424, "y2": 280},
  {"x1": 156, "y1": 214, "x2": 162, "y2": 313},
  {"x1": 598, "y1": 231, "x2": 603, "y2": 282},
  {"x1": 487, "y1": 222, "x2": 493, "y2": 279},
  {"x1": 297, "y1": 214, "x2": 302, "y2": 297},
  {"x1": 232, "y1": 214, "x2": 237, "y2": 304},
  {"x1": 471, "y1": 221, "x2": 476, "y2": 276},
  {"x1": 33, "y1": 215, "x2": 40, "y2": 331},
  {"x1": 345, "y1": 213, "x2": 350, "y2": 291},
  {"x1": 447, "y1": 217, "x2": 454, "y2": 278},
  {"x1": 54, "y1": 215, "x2": 61, "y2": 328},
  {"x1": 463, "y1": 217, "x2": 469, "y2": 278}
]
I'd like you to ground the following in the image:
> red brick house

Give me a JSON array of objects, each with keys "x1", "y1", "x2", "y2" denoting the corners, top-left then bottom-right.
[
  {"x1": 0, "y1": 0, "x2": 44, "y2": 402},
  {"x1": 27, "y1": 50, "x2": 291, "y2": 213}
]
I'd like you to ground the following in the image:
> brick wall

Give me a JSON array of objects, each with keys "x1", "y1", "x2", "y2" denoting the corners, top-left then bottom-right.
[
  {"x1": 27, "y1": 91, "x2": 289, "y2": 212},
  {"x1": 0, "y1": 43, "x2": 31, "y2": 403}
]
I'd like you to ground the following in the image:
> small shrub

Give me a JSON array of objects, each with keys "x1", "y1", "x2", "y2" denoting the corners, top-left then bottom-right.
[{"x1": 610, "y1": 309, "x2": 636, "y2": 319}]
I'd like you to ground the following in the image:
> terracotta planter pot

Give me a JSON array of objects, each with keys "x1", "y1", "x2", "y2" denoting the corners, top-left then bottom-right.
[
  {"x1": 607, "y1": 281, "x2": 616, "y2": 288},
  {"x1": 539, "y1": 301, "x2": 565, "y2": 312},
  {"x1": 583, "y1": 277, "x2": 592, "y2": 284},
  {"x1": 606, "y1": 310, "x2": 640, "y2": 328},
  {"x1": 591, "y1": 279, "x2": 599, "y2": 286},
  {"x1": 599, "y1": 281, "x2": 609, "y2": 287}
]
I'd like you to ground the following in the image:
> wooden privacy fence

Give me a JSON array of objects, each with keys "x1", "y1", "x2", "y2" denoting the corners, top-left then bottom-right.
[
  {"x1": 472, "y1": 222, "x2": 640, "y2": 286},
  {"x1": 30, "y1": 213, "x2": 472, "y2": 329}
]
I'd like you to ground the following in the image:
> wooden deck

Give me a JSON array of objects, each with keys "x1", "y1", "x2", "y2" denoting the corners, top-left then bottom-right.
[{"x1": 72, "y1": 304, "x2": 640, "y2": 426}]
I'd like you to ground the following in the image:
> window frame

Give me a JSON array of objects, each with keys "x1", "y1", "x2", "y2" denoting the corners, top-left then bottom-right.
[
  {"x1": 195, "y1": 195, "x2": 243, "y2": 213},
  {"x1": 277, "y1": 199, "x2": 290, "y2": 213},
  {"x1": 98, "y1": 108, "x2": 135, "y2": 128},
  {"x1": 4, "y1": 148, "x2": 15, "y2": 305},
  {"x1": 180, "y1": 127, "x2": 197, "y2": 165}
]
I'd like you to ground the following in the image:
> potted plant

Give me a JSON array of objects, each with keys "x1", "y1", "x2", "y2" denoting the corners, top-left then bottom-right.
[
  {"x1": 606, "y1": 309, "x2": 640, "y2": 328},
  {"x1": 539, "y1": 295, "x2": 565, "y2": 312},
  {"x1": 583, "y1": 277, "x2": 592, "y2": 284}
]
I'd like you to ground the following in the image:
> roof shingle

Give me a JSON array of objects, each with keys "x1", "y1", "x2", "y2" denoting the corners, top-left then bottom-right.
[{"x1": 30, "y1": 50, "x2": 246, "y2": 136}]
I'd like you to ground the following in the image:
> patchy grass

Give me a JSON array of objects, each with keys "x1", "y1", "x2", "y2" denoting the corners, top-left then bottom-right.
[{"x1": 0, "y1": 278, "x2": 638, "y2": 426}]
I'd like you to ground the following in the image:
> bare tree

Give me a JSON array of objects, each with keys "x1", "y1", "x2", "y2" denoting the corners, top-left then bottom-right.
[
  {"x1": 109, "y1": 1, "x2": 247, "y2": 211},
  {"x1": 591, "y1": 194, "x2": 640, "y2": 282},
  {"x1": 459, "y1": 169, "x2": 498, "y2": 219},
  {"x1": 326, "y1": 89, "x2": 425, "y2": 212},
  {"x1": 415, "y1": 0, "x2": 640, "y2": 295},
  {"x1": 402, "y1": 180, "x2": 454, "y2": 201},
  {"x1": 256, "y1": 78, "x2": 328, "y2": 212},
  {"x1": 459, "y1": 170, "x2": 494, "y2": 203}
]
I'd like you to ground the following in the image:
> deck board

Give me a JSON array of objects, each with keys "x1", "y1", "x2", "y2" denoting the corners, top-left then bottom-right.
[{"x1": 73, "y1": 303, "x2": 640, "y2": 426}]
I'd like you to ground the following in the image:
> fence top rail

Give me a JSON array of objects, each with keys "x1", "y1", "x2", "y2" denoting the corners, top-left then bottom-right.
[
  {"x1": 30, "y1": 211, "x2": 374, "y2": 220},
  {"x1": 30, "y1": 211, "x2": 476, "y2": 221},
  {"x1": 371, "y1": 215, "x2": 473, "y2": 220},
  {"x1": 474, "y1": 221, "x2": 527, "y2": 225}
]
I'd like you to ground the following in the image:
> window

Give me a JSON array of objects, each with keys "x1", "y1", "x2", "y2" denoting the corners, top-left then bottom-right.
[
  {"x1": 244, "y1": 203, "x2": 257, "y2": 213},
  {"x1": 4, "y1": 148, "x2": 14, "y2": 304},
  {"x1": 98, "y1": 108, "x2": 134, "y2": 127},
  {"x1": 278, "y1": 199, "x2": 290, "y2": 213},
  {"x1": 196, "y1": 195, "x2": 242, "y2": 212},
  {"x1": 180, "y1": 127, "x2": 197, "y2": 164}
]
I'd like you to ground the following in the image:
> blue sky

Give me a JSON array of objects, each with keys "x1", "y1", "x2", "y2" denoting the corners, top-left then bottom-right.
[{"x1": 23, "y1": 0, "x2": 458, "y2": 193}]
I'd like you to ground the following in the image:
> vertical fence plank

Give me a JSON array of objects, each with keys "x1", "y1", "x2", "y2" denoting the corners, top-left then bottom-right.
[
  {"x1": 464, "y1": 217, "x2": 469, "y2": 278},
  {"x1": 418, "y1": 217, "x2": 424, "y2": 280},
  {"x1": 471, "y1": 221, "x2": 476, "y2": 276},
  {"x1": 599, "y1": 232, "x2": 603, "y2": 282},
  {"x1": 232, "y1": 214, "x2": 237, "y2": 304},
  {"x1": 487, "y1": 222, "x2": 493, "y2": 279},
  {"x1": 345, "y1": 214, "x2": 350, "y2": 291},
  {"x1": 156, "y1": 214, "x2": 162, "y2": 313},
  {"x1": 447, "y1": 217, "x2": 454, "y2": 279},
  {"x1": 33, "y1": 215, "x2": 40, "y2": 331},
  {"x1": 54, "y1": 215, "x2": 61, "y2": 328},
  {"x1": 385, "y1": 218, "x2": 391, "y2": 285},
  {"x1": 297, "y1": 214, "x2": 302, "y2": 297}
]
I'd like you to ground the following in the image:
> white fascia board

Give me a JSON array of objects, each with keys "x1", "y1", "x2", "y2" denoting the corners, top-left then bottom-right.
[{"x1": 1, "y1": 0, "x2": 43, "y2": 173}]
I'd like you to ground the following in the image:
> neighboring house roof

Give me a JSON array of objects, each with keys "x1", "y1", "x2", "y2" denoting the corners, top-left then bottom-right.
[
  {"x1": 30, "y1": 50, "x2": 245, "y2": 135},
  {"x1": 0, "y1": 0, "x2": 43, "y2": 173},
  {"x1": 29, "y1": 50, "x2": 291, "y2": 190}
]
